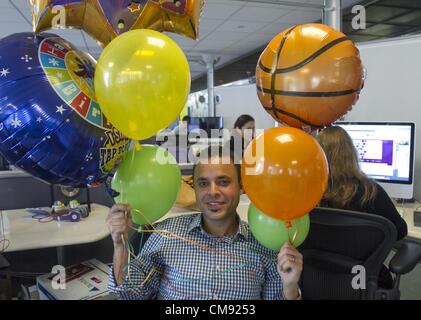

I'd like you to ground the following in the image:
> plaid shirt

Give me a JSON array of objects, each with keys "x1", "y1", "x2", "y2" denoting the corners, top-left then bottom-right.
[{"x1": 108, "y1": 213, "x2": 283, "y2": 300}]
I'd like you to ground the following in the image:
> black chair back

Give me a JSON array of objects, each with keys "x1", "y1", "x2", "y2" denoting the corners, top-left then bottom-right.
[{"x1": 300, "y1": 207, "x2": 397, "y2": 300}]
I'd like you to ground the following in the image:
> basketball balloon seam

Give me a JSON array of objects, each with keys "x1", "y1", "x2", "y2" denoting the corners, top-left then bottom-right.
[
  {"x1": 262, "y1": 105, "x2": 324, "y2": 129},
  {"x1": 270, "y1": 25, "x2": 297, "y2": 120},
  {"x1": 259, "y1": 36, "x2": 351, "y2": 74},
  {"x1": 256, "y1": 86, "x2": 359, "y2": 97}
]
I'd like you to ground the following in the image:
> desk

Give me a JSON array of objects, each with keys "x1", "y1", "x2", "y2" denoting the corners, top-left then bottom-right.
[
  {"x1": 396, "y1": 201, "x2": 421, "y2": 241},
  {"x1": 1, "y1": 204, "x2": 110, "y2": 263}
]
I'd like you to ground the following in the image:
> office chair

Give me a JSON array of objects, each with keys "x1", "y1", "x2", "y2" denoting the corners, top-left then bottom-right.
[
  {"x1": 299, "y1": 207, "x2": 421, "y2": 300},
  {"x1": 0, "y1": 254, "x2": 11, "y2": 299}
]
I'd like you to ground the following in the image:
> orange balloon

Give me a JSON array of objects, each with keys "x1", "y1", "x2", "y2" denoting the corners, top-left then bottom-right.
[
  {"x1": 256, "y1": 23, "x2": 364, "y2": 131},
  {"x1": 241, "y1": 126, "x2": 329, "y2": 221}
]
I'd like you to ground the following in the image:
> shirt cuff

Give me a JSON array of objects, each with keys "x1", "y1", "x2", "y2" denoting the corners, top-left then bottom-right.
[{"x1": 282, "y1": 286, "x2": 302, "y2": 300}]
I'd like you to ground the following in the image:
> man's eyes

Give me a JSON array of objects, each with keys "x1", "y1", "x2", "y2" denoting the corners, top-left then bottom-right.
[
  {"x1": 197, "y1": 180, "x2": 230, "y2": 187},
  {"x1": 218, "y1": 179, "x2": 230, "y2": 186},
  {"x1": 198, "y1": 181, "x2": 208, "y2": 187}
]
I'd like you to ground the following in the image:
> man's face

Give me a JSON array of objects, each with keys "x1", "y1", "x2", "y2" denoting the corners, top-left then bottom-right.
[{"x1": 193, "y1": 157, "x2": 241, "y2": 223}]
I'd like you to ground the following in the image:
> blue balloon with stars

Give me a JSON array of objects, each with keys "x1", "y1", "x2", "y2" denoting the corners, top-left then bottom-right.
[{"x1": 0, "y1": 32, "x2": 129, "y2": 187}]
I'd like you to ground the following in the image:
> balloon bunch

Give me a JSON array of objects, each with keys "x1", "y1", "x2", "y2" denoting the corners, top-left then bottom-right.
[
  {"x1": 243, "y1": 23, "x2": 364, "y2": 250},
  {"x1": 0, "y1": 1, "x2": 202, "y2": 224}
]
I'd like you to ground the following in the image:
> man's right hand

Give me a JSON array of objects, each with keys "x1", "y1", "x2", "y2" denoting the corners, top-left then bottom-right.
[{"x1": 106, "y1": 204, "x2": 132, "y2": 247}]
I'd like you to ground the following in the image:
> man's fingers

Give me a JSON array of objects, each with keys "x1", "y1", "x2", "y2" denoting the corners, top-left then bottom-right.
[
  {"x1": 278, "y1": 250, "x2": 302, "y2": 262},
  {"x1": 278, "y1": 259, "x2": 294, "y2": 273},
  {"x1": 278, "y1": 253, "x2": 303, "y2": 273},
  {"x1": 107, "y1": 220, "x2": 127, "y2": 229},
  {"x1": 279, "y1": 246, "x2": 303, "y2": 260},
  {"x1": 111, "y1": 225, "x2": 128, "y2": 233},
  {"x1": 110, "y1": 204, "x2": 130, "y2": 215},
  {"x1": 279, "y1": 244, "x2": 301, "y2": 255}
]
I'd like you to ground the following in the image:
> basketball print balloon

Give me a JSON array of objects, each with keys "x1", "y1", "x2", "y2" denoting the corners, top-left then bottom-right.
[{"x1": 256, "y1": 23, "x2": 364, "y2": 130}]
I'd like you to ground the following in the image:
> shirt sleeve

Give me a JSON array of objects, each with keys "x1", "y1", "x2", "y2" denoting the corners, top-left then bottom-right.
[
  {"x1": 261, "y1": 256, "x2": 283, "y2": 300},
  {"x1": 108, "y1": 231, "x2": 164, "y2": 300}
]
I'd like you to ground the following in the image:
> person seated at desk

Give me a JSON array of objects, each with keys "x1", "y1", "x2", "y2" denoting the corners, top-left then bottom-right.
[
  {"x1": 316, "y1": 126, "x2": 408, "y2": 288},
  {"x1": 224, "y1": 114, "x2": 255, "y2": 162},
  {"x1": 172, "y1": 115, "x2": 190, "y2": 136},
  {"x1": 106, "y1": 146, "x2": 303, "y2": 300}
]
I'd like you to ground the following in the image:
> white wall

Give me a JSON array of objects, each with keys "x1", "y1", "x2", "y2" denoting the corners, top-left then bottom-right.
[
  {"x1": 214, "y1": 84, "x2": 275, "y2": 131},
  {"x1": 346, "y1": 35, "x2": 421, "y2": 199}
]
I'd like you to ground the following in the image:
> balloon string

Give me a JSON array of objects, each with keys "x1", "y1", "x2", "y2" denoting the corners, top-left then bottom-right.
[
  {"x1": 285, "y1": 220, "x2": 298, "y2": 245},
  {"x1": 128, "y1": 209, "x2": 267, "y2": 264},
  {"x1": 125, "y1": 208, "x2": 268, "y2": 290},
  {"x1": 134, "y1": 141, "x2": 141, "y2": 151}
]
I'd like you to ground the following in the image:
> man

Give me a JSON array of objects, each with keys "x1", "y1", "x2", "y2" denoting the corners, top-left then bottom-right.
[{"x1": 107, "y1": 147, "x2": 303, "y2": 300}]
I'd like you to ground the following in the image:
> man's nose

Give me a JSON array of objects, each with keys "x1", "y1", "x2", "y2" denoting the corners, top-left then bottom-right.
[{"x1": 209, "y1": 182, "x2": 221, "y2": 195}]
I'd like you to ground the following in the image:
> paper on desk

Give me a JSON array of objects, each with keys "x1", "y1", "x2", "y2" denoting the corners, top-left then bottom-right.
[{"x1": 0, "y1": 211, "x2": 10, "y2": 235}]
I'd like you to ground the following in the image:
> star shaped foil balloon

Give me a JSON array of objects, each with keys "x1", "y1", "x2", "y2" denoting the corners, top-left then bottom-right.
[{"x1": 30, "y1": 0, "x2": 204, "y2": 47}]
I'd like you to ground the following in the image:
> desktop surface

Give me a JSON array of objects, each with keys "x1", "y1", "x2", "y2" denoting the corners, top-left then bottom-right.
[{"x1": 1, "y1": 204, "x2": 110, "y2": 252}]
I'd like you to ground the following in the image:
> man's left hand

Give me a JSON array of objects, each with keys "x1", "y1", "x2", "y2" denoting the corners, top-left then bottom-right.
[{"x1": 277, "y1": 242, "x2": 303, "y2": 299}]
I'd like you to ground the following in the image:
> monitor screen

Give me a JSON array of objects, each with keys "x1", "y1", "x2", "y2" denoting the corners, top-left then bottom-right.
[{"x1": 335, "y1": 122, "x2": 415, "y2": 199}]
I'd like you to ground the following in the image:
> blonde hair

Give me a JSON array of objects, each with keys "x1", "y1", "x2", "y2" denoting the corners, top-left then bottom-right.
[{"x1": 316, "y1": 126, "x2": 377, "y2": 208}]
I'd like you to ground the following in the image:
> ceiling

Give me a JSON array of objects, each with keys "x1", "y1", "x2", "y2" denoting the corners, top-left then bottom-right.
[
  {"x1": 0, "y1": 0, "x2": 361, "y2": 82},
  {"x1": 2, "y1": 0, "x2": 420, "y2": 92},
  {"x1": 192, "y1": 0, "x2": 421, "y2": 91}
]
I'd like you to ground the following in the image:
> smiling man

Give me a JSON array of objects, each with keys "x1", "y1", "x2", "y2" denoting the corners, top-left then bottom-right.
[{"x1": 107, "y1": 146, "x2": 303, "y2": 300}]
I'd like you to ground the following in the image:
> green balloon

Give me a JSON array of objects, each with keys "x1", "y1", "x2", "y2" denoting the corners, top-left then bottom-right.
[
  {"x1": 112, "y1": 145, "x2": 181, "y2": 225},
  {"x1": 248, "y1": 203, "x2": 310, "y2": 251}
]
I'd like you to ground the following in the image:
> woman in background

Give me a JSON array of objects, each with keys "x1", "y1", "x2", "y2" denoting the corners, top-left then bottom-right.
[
  {"x1": 225, "y1": 114, "x2": 255, "y2": 161},
  {"x1": 316, "y1": 125, "x2": 408, "y2": 288},
  {"x1": 316, "y1": 126, "x2": 407, "y2": 238}
]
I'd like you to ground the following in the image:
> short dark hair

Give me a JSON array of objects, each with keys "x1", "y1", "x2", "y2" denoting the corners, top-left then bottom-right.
[
  {"x1": 192, "y1": 146, "x2": 241, "y2": 186},
  {"x1": 233, "y1": 114, "x2": 254, "y2": 129}
]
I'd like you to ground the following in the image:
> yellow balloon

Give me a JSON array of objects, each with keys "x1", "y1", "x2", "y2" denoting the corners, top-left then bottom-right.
[{"x1": 94, "y1": 29, "x2": 191, "y2": 140}]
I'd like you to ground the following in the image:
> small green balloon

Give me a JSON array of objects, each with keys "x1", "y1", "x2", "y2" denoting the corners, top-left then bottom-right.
[
  {"x1": 112, "y1": 145, "x2": 181, "y2": 225},
  {"x1": 248, "y1": 203, "x2": 310, "y2": 251}
]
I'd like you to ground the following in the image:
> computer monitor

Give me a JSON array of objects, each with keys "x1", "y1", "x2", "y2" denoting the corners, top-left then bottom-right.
[
  {"x1": 189, "y1": 117, "x2": 224, "y2": 135},
  {"x1": 335, "y1": 122, "x2": 415, "y2": 199}
]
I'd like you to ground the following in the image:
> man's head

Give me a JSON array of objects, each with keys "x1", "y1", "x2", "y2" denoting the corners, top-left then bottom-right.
[{"x1": 192, "y1": 146, "x2": 242, "y2": 223}]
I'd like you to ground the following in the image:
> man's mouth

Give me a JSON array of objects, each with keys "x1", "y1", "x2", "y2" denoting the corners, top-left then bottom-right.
[{"x1": 206, "y1": 201, "x2": 226, "y2": 212}]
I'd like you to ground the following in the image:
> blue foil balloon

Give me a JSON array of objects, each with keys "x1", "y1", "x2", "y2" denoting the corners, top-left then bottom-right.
[{"x1": 0, "y1": 32, "x2": 129, "y2": 187}]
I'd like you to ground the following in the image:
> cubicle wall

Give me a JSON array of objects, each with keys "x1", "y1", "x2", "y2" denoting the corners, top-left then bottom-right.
[
  {"x1": 0, "y1": 167, "x2": 194, "y2": 210},
  {"x1": 346, "y1": 35, "x2": 421, "y2": 200},
  {"x1": 214, "y1": 84, "x2": 275, "y2": 130},
  {"x1": 0, "y1": 173, "x2": 114, "y2": 210}
]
